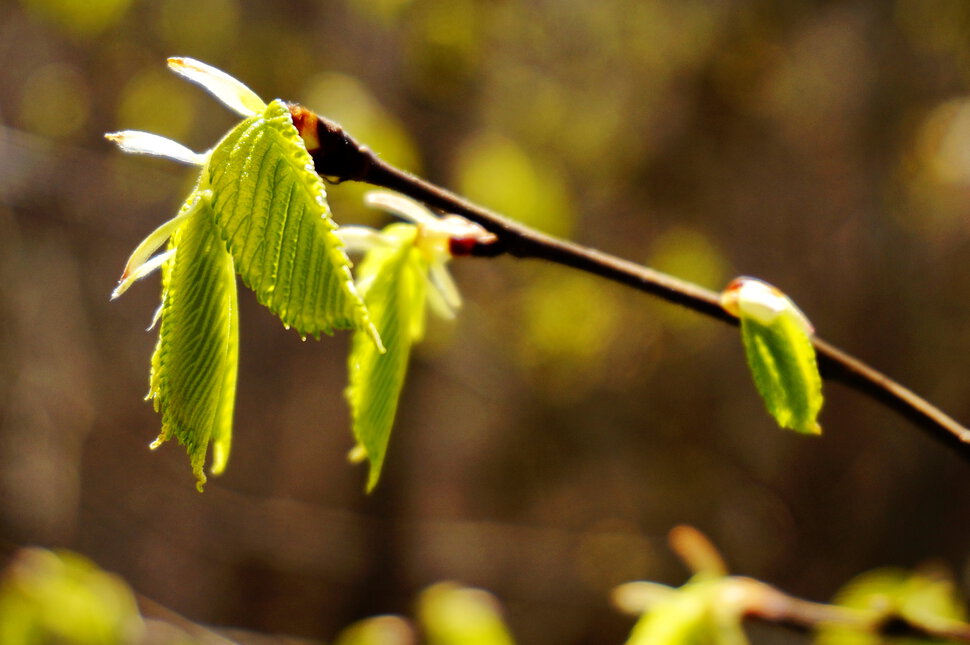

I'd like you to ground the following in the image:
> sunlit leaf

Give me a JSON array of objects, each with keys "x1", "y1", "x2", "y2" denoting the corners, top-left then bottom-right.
[
  {"x1": 721, "y1": 277, "x2": 822, "y2": 435},
  {"x1": 148, "y1": 192, "x2": 238, "y2": 491},
  {"x1": 205, "y1": 98, "x2": 379, "y2": 346},
  {"x1": 346, "y1": 224, "x2": 426, "y2": 491}
]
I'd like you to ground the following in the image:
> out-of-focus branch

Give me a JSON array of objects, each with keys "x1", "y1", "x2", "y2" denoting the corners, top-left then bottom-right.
[
  {"x1": 613, "y1": 526, "x2": 970, "y2": 642},
  {"x1": 712, "y1": 577, "x2": 970, "y2": 641},
  {"x1": 289, "y1": 105, "x2": 970, "y2": 461}
]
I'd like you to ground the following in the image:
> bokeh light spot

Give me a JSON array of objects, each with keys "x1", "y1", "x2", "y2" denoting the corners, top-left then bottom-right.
[
  {"x1": 116, "y1": 67, "x2": 196, "y2": 143},
  {"x1": 17, "y1": 63, "x2": 90, "y2": 139},
  {"x1": 455, "y1": 131, "x2": 574, "y2": 239},
  {"x1": 157, "y1": 0, "x2": 240, "y2": 60},
  {"x1": 18, "y1": 0, "x2": 131, "y2": 38}
]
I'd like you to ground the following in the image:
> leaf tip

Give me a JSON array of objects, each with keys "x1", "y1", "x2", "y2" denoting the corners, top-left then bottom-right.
[
  {"x1": 104, "y1": 130, "x2": 206, "y2": 165},
  {"x1": 210, "y1": 441, "x2": 230, "y2": 476},
  {"x1": 799, "y1": 421, "x2": 823, "y2": 436},
  {"x1": 365, "y1": 468, "x2": 381, "y2": 493}
]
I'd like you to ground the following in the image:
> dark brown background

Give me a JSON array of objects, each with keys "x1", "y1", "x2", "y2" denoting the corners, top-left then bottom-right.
[{"x1": 1, "y1": 1, "x2": 969, "y2": 643}]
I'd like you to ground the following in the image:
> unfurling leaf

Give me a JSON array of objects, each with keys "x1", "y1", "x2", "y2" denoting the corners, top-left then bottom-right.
[
  {"x1": 346, "y1": 224, "x2": 427, "y2": 491},
  {"x1": 206, "y1": 99, "x2": 380, "y2": 347},
  {"x1": 721, "y1": 277, "x2": 822, "y2": 435},
  {"x1": 148, "y1": 193, "x2": 238, "y2": 491}
]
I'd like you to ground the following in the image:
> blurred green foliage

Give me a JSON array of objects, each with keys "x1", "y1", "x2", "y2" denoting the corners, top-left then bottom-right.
[
  {"x1": 19, "y1": 0, "x2": 131, "y2": 37},
  {"x1": 623, "y1": 578, "x2": 748, "y2": 645},
  {"x1": 334, "y1": 582, "x2": 517, "y2": 645},
  {"x1": 0, "y1": 548, "x2": 142, "y2": 645},
  {"x1": 817, "y1": 567, "x2": 967, "y2": 645},
  {"x1": 335, "y1": 614, "x2": 416, "y2": 645},
  {"x1": 417, "y1": 582, "x2": 516, "y2": 645}
]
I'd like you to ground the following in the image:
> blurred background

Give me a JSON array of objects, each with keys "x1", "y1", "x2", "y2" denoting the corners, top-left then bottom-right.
[{"x1": 2, "y1": 0, "x2": 970, "y2": 642}]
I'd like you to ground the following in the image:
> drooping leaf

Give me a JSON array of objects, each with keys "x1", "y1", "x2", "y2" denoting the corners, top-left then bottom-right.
[
  {"x1": 204, "y1": 98, "x2": 379, "y2": 346},
  {"x1": 346, "y1": 224, "x2": 427, "y2": 491},
  {"x1": 722, "y1": 277, "x2": 823, "y2": 435},
  {"x1": 148, "y1": 190, "x2": 239, "y2": 491}
]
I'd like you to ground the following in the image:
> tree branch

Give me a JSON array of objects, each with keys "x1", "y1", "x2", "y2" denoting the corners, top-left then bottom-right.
[{"x1": 292, "y1": 106, "x2": 970, "y2": 460}]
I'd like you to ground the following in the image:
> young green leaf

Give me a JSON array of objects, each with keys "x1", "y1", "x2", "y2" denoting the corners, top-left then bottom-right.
[
  {"x1": 205, "y1": 98, "x2": 379, "y2": 347},
  {"x1": 346, "y1": 224, "x2": 428, "y2": 491},
  {"x1": 148, "y1": 192, "x2": 239, "y2": 491},
  {"x1": 721, "y1": 277, "x2": 822, "y2": 435}
]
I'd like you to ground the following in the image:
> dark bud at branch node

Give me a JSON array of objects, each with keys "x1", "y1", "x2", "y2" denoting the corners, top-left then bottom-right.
[{"x1": 287, "y1": 103, "x2": 371, "y2": 182}]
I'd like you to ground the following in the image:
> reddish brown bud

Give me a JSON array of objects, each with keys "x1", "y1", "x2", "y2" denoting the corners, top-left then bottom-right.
[
  {"x1": 448, "y1": 237, "x2": 480, "y2": 257},
  {"x1": 287, "y1": 104, "x2": 320, "y2": 153}
]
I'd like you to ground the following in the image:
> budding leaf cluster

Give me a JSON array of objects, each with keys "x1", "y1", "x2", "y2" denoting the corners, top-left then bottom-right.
[{"x1": 108, "y1": 59, "x2": 469, "y2": 490}]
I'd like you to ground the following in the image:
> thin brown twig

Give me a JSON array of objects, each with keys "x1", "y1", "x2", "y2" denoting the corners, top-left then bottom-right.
[{"x1": 292, "y1": 106, "x2": 970, "y2": 461}]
